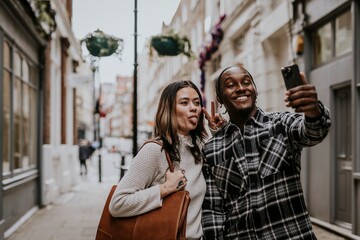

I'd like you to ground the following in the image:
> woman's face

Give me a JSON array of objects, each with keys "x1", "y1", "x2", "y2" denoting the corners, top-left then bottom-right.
[{"x1": 175, "y1": 87, "x2": 201, "y2": 136}]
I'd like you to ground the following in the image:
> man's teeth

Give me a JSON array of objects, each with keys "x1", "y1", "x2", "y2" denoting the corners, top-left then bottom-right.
[{"x1": 237, "y1": 96, "x2": 248, "y2": 101}]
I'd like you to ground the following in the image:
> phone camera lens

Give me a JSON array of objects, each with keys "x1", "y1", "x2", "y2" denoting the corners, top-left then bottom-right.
[{"x1": 285, "y1": 67, "x2": 292, "y2": 77}]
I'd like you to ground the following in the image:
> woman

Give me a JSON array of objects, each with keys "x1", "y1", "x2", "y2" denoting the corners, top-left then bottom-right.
[{"x1": 109, "y1": 80, "x2": 208, "y2": 239}]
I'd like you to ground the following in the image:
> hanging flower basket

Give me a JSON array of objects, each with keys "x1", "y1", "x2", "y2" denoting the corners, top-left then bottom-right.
[
  {"x1": 83, "y1": 29, "x2": 124, "y2": 58},
  {"x1": 86, "y1": 38, "x2": 119, "y2": 57},
  {"x1": 151, "y1": 36, "x2": 180, "y2": 56},
  {"x1": 33, "y1": 0, "x2": 57, "y2": 38},
  {"x1": 150, "y1": 31, "x2": 193, "y2": 58}
]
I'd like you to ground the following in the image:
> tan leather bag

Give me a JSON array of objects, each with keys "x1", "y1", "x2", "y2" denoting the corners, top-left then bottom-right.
[{"x1": 95, "y1": 140, "x2": 191, "y2": 240}]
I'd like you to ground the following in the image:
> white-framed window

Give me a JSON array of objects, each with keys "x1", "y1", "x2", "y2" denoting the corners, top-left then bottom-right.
[{"x1": 2, "y1": 36, "x2": 39, "y2": 177}]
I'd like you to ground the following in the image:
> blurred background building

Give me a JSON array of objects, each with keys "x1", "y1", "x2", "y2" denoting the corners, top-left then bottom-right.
[
  {"x1": 104, "y1": 76, "x2": 133, "y2": 138},
  {"x1": 0, "y1": 0, "x2": 359, "y2": 239}
]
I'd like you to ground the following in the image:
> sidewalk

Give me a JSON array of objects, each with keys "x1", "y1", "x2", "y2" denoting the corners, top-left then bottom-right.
[
  {"x1": 6, "y1": 163, "x2": 350, "y2": 240},
  {"x1": 7, "y1": 163, "x2": 117, "y2": 240},
  {"x1": 313, "y1": 225, "x2": 347, "y2": 240}
]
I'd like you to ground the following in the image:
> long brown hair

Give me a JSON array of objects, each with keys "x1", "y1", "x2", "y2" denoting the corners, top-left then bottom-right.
[{"x1": 154, "y1": 80, "x2": 207, "y2": 164}]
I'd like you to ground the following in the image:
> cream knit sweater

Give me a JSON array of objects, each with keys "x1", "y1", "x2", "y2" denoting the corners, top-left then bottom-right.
[{"x1": 109, "y1": 136, "x2": 206, "y2": 239}]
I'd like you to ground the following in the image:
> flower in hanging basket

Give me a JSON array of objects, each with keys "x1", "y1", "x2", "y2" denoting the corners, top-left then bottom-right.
[
  {"x1": 33, "y1": 0, "x2": 57, "y2": 38},
  {"x1": 198, "y1": 15, "x2": 226, "y2": 69},
  {"x1": 150, "y1": 31, "x2": 193, "y2": 58}
]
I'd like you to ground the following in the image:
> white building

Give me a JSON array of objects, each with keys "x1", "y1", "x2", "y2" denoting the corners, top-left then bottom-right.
[{"x1": 137, "y1": 0, "x2": 360, "y2": 238}]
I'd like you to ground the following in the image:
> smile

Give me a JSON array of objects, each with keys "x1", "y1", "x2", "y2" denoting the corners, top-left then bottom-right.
[{"x1": 234, "y1": 95, "x2": 249, "y2": 102}]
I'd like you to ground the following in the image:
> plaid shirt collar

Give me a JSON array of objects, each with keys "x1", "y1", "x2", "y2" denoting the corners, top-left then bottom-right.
[{"x1": 222, "y1": 107, "x2": 265, "y2": 135}]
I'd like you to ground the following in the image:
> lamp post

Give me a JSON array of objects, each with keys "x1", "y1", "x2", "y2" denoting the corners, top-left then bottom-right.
[
  {"x1": 82, "y1": 29, "x2": 123, "y2": 182},
  {"x1": 90, "y1": 56, "x2": 99, "y2": 142},
  {"x1": 133, "y1": 0, "x2": 138, "y2": 156}
]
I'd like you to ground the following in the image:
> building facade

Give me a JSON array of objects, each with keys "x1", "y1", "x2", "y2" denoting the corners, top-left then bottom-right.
[
  {"x1": 138, "y1": 0, "x2": 205, "y2": 138},
  {"x1": 137, "y1": 0, "x2": 360, "y2": 238},
  {"x1": 0, "y1": 0, "x2": 88, "y2": 238},
  {"x1": 107, "y1": 76, "x2": 133, "y2": 138}
]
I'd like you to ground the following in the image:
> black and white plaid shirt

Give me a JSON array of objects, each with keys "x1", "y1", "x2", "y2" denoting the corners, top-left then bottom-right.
[{"x1": 202, "y1": 103, "x2": 331, "y2": 239}]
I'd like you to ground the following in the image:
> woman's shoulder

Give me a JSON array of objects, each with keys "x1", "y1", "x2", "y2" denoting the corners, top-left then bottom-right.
[
  {"x1": 139, "y1": 140, "x2": 162, "y2": 152},
  {"x1": 129, "y1": 140, "x2": 168, "y2": 172},
  {"x1": 137, "y1": 140, "x2": 165, "y2": 160}
]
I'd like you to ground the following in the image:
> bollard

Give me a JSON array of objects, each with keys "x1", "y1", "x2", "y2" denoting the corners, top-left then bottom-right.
[
  {"x1": 120, "y1": 154, "x2": 125, "y2": 180},
  {"x1": 98, "y1": 137, "x2": 102, "y2": 182},
  {"x1": 120, "y1": 165, "x2": 129, "y2": 180},
  {"x1": 98, "y1": 153, "x2": 102, "y2": 182}
]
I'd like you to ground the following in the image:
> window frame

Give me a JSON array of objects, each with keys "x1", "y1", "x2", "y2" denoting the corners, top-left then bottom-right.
[
  {"x1": 311, "y1": 9, "x2": 352, "y2": 68},
  {"x1": 1, "y1": 34, "x2": 40, "y2": 180}
]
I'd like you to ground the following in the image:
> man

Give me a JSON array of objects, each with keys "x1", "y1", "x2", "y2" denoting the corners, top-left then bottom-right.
[{"x1": 201, "y1": 65, "x2": 331, "y2": 239}]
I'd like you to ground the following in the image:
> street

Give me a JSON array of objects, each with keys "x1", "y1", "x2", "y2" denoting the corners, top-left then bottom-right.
[
  {"x1": 7, "y1": 149, "x2": 122, "y2": 240},
  {"x1": 5, "y1": 149, "x2": 350, "y2": 240}
]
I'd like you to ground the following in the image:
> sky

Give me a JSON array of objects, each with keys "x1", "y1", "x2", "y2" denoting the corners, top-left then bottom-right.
[{"x1": 72, "y1": 0, "x2": 181, "y2": 83}]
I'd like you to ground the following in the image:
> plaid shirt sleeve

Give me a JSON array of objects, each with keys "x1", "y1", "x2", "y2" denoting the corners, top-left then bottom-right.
[
  {"x1": 202, "y1": 156, "x2": 226, "y2": 240},
  {"x1": 288, "y1": 101, "x2": 331, "y2": 148}
]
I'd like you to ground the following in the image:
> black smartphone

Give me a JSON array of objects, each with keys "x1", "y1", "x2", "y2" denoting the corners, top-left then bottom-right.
[{"x1": 281, "y1": 64, "x2": 303, "y2": 90}]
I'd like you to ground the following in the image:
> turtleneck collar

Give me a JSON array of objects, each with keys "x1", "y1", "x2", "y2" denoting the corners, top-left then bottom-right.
[{"x1": 178, "y1": 134, "x2": 194, "y2": 147}]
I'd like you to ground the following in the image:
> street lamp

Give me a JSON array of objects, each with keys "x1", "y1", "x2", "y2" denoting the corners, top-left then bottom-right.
[
  {"x1": 133, "y1": 0, "x2": 138, "y2": 155},
  {"x1": 90, "y1": 56, "x2": 99, "y2": 142},
  {"x1": 81, "y1": 29, "x2": 123, "y2": 182}
]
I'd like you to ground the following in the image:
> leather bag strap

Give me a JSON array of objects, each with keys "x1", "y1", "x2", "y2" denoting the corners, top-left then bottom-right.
[{"x1": 141, "y1": 139, "x2": 174, "y2": 172}]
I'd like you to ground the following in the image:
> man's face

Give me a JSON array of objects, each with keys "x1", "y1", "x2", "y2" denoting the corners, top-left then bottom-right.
[{"x1": 218, "y1": 67, "x2": 257, "y2": 116}]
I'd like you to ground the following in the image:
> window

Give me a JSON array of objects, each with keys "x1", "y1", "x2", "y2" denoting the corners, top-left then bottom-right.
[
  {"x1": 211, "y1": 54, "x2": 221, "y2": 74},
  {"x1": 232, "y1": 26, "x2": 250, "y2": 55},
  {"x1": 314, "y1": 23, "x2": 332, "y2": 66},
  {"x1": 335, "y1": 11, "x2": 352, "y2": 56},
  {"x1": 313, "y1": 10, "x2": 352, "y2": 67},
  {"x1": 2, "y1": 41, "x2": 11, "y2": 174},
  {"x1": 234, "y1": 34, "x2": 245, "y2": 54},
  {"x1": 2, "y1": 37, "x2": 39, "y2": 177}
]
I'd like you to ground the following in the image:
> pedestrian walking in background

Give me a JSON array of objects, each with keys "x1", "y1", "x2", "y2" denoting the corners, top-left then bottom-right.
[
  {"x1": 87, "y1": 140, "x2": 96, "y2": 160},
  {"x1": 109, "y1": 80, "x2": 209, "y2": 239},
  {"x1": 78, "y1": 139, "x2": 95, "y2": 175},
  {"x1": 202, "y1": 65, "x2": 332, "y2": 239}
]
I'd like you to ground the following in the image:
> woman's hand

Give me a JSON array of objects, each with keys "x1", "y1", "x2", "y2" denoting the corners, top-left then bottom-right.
[
  {"x1": 160, "y1": 169, "x2": 187, "y2": 198},
  {"x1": 202, "y1": 101, "x2": 225, "y2": 131}
]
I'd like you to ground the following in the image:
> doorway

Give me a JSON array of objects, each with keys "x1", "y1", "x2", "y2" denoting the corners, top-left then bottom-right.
[{"x1": 334, "y1": 86, "x2": 352, "y2": 228}]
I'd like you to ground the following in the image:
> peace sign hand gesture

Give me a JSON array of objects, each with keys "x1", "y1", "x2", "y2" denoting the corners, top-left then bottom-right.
[{"x1": 202, "y1": 101, "x2": 225, "y2": 131}]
